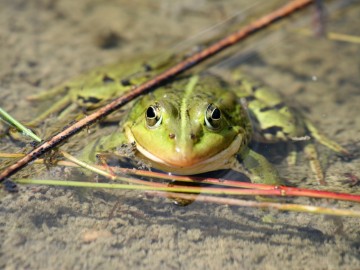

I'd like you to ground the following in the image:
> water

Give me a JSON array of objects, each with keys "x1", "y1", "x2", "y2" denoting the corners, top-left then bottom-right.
[{"x1": 1, "y1": 0, "x2": 360, "y2": 269}]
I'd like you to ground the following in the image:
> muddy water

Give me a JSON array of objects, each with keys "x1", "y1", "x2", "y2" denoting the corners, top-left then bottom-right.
[{"x1": 1, "y1": 0, "x2": 360, "y2": 269}]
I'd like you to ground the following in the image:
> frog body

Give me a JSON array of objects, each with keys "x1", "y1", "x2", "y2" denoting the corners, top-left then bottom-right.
[
  {"x1": 83, "y1": 72, "x2": 282, "y2": 184},
  {"x1": 27, "y1": 54, "x2": 177, "y2": 126},
  {"x1": 29, "y1": 54, "x2": 348, "y2": 185}
]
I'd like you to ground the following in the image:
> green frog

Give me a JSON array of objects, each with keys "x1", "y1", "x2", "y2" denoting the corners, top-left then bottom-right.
[{"x1": 28, "y1": 54, "x2": 348, "y2": 185}]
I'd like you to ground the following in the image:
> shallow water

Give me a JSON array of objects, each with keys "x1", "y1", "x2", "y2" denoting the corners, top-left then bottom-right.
[{"x1": 1, "y1": 0, "x2": 360, "y2": 269}]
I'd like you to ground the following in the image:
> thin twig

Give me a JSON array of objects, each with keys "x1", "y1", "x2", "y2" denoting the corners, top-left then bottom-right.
[
  {"x1": 0, "y1": 0, "x2": 313, "y2": 182},
  {"x1": 147, "y1": 192, "x2": 360, "y2": 218}
]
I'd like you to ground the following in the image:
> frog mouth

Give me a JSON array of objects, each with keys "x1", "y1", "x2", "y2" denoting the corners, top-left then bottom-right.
[{"x1": 125, "y1": 128, "x2": 243, "y2": 175}]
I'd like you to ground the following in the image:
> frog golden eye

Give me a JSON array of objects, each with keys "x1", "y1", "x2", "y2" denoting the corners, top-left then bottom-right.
[
  {"x1": 205, "y1": 104, "x2": 222, "y2": 130},
  {"x1": 145, "y1": 105, "x2": 162, "y2": 128}
]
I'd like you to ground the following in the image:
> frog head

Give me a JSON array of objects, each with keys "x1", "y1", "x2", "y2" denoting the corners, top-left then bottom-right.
[{"x1": 124, "y1": 75, "x2": 251, "y2": 175}]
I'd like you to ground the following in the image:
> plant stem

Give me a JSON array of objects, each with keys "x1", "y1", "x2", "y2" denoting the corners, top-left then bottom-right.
[
  {"x1": 148, "y1": 192, "x2": 360, "y2": 218},
  {"x1": 0, "y1": 107, "x2": 42, "y2": 142}
]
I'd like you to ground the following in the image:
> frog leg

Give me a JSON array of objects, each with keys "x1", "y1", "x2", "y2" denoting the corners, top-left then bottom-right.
[
  {"x1": 81, "y1": 131, "x2": 138, "y2": 171},
  {"x1": 57, "y1": 103, "x2": 79, "y2": 120},
  {"x1": 286, "y1": 142, "x2": 297, "y2": 166},
  {"x1": 235, "y1": 147, "x2": 283, "y2": 185},
  {"x1": 304, "y1": 118, "x2": 349, "y2": 155},
  {"x1": 27, "y1": 84, "x2": 70, "y2": 101},
  {"x1": 303, "y1": 142, "x2": 325, "y2": 185},
  {"x1": 26, "y1": 95, "x2": 71, "y2": 126},
  {"x1": 302, "y1": 118, "x2": 350, "y2": 185},
  {"x1": 78, "y1": 136, "x2": 124, "y2": 176}
]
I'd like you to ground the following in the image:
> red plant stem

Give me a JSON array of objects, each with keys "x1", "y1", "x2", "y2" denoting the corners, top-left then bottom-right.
[
  {"x1": 115, "y1": 168, "x2": 360, "y2": 202},
  {"x1": 118, "y1": 168, "x2": 360, "y2": 202},
  {"x1": 117, "y1": 168, "x2": 273, "y2": 189},
  {"x1": 275, "y1": 186, "x2": 360, "y2": 202},
  {"x1": 164, "y1": 185, "x2": 360, "y2": 202},
  {"x1": 0, "y1": 0, "x2": 313, "y2": 182}
]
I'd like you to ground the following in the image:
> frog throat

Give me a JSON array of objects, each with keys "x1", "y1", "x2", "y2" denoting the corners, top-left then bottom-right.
[{"x1": 124, "y1": 126, "x2": 243, "y2": 174}]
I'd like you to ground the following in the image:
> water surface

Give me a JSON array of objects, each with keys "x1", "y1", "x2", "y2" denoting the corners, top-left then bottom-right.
[{"x1": 1, "y1": 1, "x2": 359, "y2": 269}]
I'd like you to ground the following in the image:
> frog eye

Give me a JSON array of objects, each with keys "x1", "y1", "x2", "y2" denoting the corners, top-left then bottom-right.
[
  {"x1": 145, "y1": 104, "x2": 162, "y2": 128},
  {"x1": 205, "y1": 104, "x2": 222, "y2": 130}
]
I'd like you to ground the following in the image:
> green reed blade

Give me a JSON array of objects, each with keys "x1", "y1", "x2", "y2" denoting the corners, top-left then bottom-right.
[{"x1": 0, "y1": 107, "x2": 42, "y2": 142}]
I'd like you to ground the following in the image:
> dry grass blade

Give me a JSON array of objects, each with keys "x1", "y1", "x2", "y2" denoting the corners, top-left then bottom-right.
[{"x1": 148, "y1": 192, "x2": 360, "y2": 218}]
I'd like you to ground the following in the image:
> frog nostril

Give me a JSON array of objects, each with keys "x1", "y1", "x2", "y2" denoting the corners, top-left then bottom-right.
[
  {"x1": 190, "y1": 133, "x2": 196, "y2": 140},
  {"x1": 169, "y1": 133, "x2": 175, "y2": 139}
]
